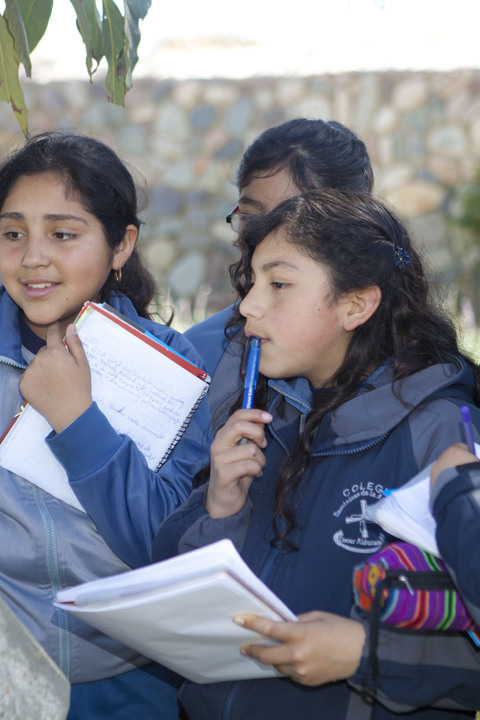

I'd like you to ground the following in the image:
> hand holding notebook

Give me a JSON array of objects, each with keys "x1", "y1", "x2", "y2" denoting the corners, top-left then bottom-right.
[
  {"x1": 55, "y1": 539, "x2": 297, "y2": 683},
  {"x1": 0, "y1": 302, "x2": 209, "y2": 511}
]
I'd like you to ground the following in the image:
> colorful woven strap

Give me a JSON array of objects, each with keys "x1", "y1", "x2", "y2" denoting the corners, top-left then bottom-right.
[{"x1": 353, "y1": 542, "x2": 478, "y2": 632}]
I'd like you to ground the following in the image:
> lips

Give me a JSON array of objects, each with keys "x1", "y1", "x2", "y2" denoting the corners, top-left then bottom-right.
[
  {"x1": 245, "y1": 331, "x2": 266, "y2": 344},
  {"x1": 21, "y1": 280, "x2": 59, "y2": 297}
]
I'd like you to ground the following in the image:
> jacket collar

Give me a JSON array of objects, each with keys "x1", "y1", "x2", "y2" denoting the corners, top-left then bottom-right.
[
  {"x1": 267, "y1": 359, "x2": 472, "y2": 448},
  {"x1": 0, "y1": 288, "x2": 139, "y2": 368}
]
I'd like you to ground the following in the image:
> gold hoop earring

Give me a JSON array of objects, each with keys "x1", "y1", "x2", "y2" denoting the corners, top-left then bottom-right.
[{"x1": 114, "y1": 268, "x2": 122, "y2": 283}]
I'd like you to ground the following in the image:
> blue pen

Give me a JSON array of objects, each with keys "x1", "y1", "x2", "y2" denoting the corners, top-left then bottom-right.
[
  {"x1": 242, "y1": 337, "x2": 261, "y2": 409},
  {"x1": 460, "y1": 405, "x2": 477, "y2": 457},
  {"x1": 239, "y1": 337, "x2": 261, "y2": 445}
]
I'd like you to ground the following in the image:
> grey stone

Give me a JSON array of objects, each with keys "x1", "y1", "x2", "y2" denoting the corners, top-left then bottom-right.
[
  {"x1": 191, "y1": 105, "x2": 217, "y2": 129},
  {"x1": 3, "y1": 68, "x2": 480, "y2": 320},
  {"x1": 428, "y1": 126, "x2": 466, "y2": 158},
  {"x1": 0, "y1": 596, "x2": 70, "y2": 719},
  {"x1": 168, "y1": 252, "x2": 207, "y2": 297},
  {"x1": 225, "y1": 98, "x2": 254, "y2": 137},
  {"x1": 82, "y1": 100, "x2": 126, "y2": 128},
  {"x1": 215, "y1": 139, "x2": 243, "y2": 159},
  {"x1": 149, "y1": 185, "x2": 182, "y2": 215}
]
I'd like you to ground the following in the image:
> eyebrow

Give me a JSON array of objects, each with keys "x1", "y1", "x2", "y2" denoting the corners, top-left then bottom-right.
[
  {"x1": 259, "y1": 260, "x2": 300, "y2": 272},
  {"x1": 238, "y1": 194, "x2": 266, "y2": 213},
  {"x1": 0, "y1": 211, "x2": 88, "y2": 224}
]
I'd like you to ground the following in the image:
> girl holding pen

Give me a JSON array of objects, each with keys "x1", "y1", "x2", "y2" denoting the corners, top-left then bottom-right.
[
  {"x1": 0, "y1": 131, "x2": 211, "y2": 719},
  {"x1": 184, "y1": 117, "x2": 374, "y2": 435},
  {"x1": 152, "y1": 189, "x2": 480, "y2": 720}
]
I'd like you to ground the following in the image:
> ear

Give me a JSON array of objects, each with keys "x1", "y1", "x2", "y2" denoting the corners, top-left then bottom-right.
[
  {"x1": 111, "y1": 224, "x2": 138, "y2": 272},
  {"x1": 342, "y1": 285, "x2": 381, "y2": 332}
]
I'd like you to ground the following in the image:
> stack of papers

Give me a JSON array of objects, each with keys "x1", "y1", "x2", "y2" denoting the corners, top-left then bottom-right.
[
  {"x1": 55, "y1": 539, "x2": 297, "y2": 683},
  {"x1": 365, "y1": 464, "x2": 439, "y2": 556}
]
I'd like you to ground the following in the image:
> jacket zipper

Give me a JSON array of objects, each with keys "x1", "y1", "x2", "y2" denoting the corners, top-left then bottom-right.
[
  {"x1": 1, "y1": 357, "x2": 70, "y2": 676},
  {"x1": 0, "y1": 356, "x2": 26, "y2": 371},
  {"x1": 222, "y1": 386, "x2": 389, "y2": 717}
]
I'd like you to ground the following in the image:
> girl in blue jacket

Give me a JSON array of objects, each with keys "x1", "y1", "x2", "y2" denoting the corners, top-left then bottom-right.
[
  {"x1": 185, "y1": 117, "x2": 374, "y2": 435},
  {"x1": 153, "y1": 189, "x2": 480, "y2": 719},
  {"x1": 0, "y1": 131, "x2": 210, "y2": 719}
]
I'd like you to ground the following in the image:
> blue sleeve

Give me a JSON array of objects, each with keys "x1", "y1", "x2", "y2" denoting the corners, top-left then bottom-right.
[
  {"x1": 151, "y1": 486, "x2": 252, "y2": 562},
  {"x1": 431, "y1": 462, "x2": 480, "y2": 626},
  {"x1": 46, "y1": 327, "x2": 213, "y2": 569}
]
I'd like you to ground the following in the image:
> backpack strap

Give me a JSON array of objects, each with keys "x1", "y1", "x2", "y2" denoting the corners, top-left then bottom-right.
[{"x1": 346, "y1": 688, "x2": 373, "y2": 720}]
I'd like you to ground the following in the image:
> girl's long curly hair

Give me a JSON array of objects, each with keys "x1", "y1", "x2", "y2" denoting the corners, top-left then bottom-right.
[{"x1": 229, "y1": 189, "x2": 480, "y2": 548}]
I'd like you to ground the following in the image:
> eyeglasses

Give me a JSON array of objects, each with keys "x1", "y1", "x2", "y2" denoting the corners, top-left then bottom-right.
[{"x1": 225, "y1": 206, "x2": 256, "y2": 233}]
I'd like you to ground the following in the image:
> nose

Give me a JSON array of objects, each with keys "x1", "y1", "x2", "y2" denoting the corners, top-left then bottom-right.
[
  {"x1": 21, "y1": 234, "x2": 50, "y2": 269},
  {"x1": 239, "y1": 285, "x2": 264, "y2": 320}
]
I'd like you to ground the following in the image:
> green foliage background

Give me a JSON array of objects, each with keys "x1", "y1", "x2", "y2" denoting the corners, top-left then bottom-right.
[
  {"x1": 0, "y1": 0, "x2": 151, "y2": 134},
  {"x1": 444, "y1": 170, "x2": 480, "y2": 362}
]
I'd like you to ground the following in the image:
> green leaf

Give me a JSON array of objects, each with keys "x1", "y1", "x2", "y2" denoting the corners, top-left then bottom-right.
[
  {"x1": 124, "y1": 0, "x2": 151, "y2": 88},
  {"x1": 102, "y1": 0, "x2": 128, "y2": 105},
  {"x1": 16, "y1": 0, "x2": 53, "y2": 54},
  {"x1": 69, "y1": 0, "x2": 104, "y2": 78},
  {"x1": 5, "y1": 0, "x2": 31, "y2": 77},
  {"x1": 0, "y1": 14, "x2": 28, "y2": 134}
]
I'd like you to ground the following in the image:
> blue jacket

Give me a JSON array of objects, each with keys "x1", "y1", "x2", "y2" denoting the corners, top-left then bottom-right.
[
  {"x1": 152, "y1": 359, "x2": 480, "y2": 720},
  {"x1": 0, "y1": 288, "x2": 210, "y2": 718},
  {"x1": 52, "y1": 297, "x2": 212, "y2": 569},
  {"x1": 184, "y1": 306, "x2": 243, "y2": 434},
  {"x1": 431, "y1": 461, "x2": 480, "y2": 626}
]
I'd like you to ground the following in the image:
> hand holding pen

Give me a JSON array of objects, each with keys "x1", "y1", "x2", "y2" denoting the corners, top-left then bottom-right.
[
  {"x1": 431, "y1": 407, "x2": 479, "y2": 486},
  {"x1": 206, "y1": 336, "x2": 272, "y2": 518},
  {"x1": 431, "y1": 407, "x2": 480, "y2": 648},
  {"x1": 460, "y1": 406, "x2": 477, "y2": 457}
]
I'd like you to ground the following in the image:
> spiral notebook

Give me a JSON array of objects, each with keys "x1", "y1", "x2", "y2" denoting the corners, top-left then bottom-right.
[{"x1": 0, "y1": 302, "x2": 210, "y2": 511}]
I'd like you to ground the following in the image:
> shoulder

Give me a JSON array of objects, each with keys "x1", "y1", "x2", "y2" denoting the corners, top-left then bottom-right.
[
  {"x1": 184, "y1": 305, "x2": 242, "y2": 377},
  {"x1": 140, "y1": 318, "x2": 207, "y2": 371},
  {"x1": 184, "y1": 306, "x2": 236, "y2": 346}
]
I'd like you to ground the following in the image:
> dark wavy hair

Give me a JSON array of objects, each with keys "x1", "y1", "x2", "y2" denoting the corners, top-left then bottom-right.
[
  {"x1": 237, "y1": 117, "x2": 373, "y2": 194},
  {"x1": 229, "y1": 189, "x2": 480, "y2": 547},
  {"x1": 0, "y1": 131, "x2": 158, "y2": 319},
  {"x1": 225, "y1": 118, "x2": 373, "y2": 343}
]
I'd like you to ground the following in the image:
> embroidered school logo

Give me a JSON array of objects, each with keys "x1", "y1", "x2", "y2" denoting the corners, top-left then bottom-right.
[{"x1": 332, "y1": 481, "x2": 385, "y2": 553}]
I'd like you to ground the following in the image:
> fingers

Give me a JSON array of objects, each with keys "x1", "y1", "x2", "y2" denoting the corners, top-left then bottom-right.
[
  {"x1": 216, "y1": 409, "x2": 272, "y2": 448},
  {"x1": 234, "y1": 615, "x2": 296, "y2": 676},
  {"x1": 234, "y1": 612, "x2": 365, "y2": 687},
  {"x1": 431, "y1": 442, "x2": 479, "y2": 486},
  {"x1": 234, "y1": 614, "x2": 292, "y2": 641},
  {"x1": 19, "y1": 322, "x2": 93, "y2": 432},
  {"x1": 206, "y1": 410, "x2": 273, "y2": 518},
  {"x1": 63, "y1": 323, "x2": 88, "y2": 367},
  {"x1": 44, "y1": 322, "x2": 87, "y2": 368},
  {"x1": 212, "y1": 437, "x2": 267, "y2": 478},
  {"x1": 45, "y1": 321, "x2": 63, "y2": 347}
]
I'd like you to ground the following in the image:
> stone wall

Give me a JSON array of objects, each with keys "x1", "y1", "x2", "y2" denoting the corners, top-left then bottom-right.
[{"x1": 2, "y1": 69, "x2": 479, "y2": 328}]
